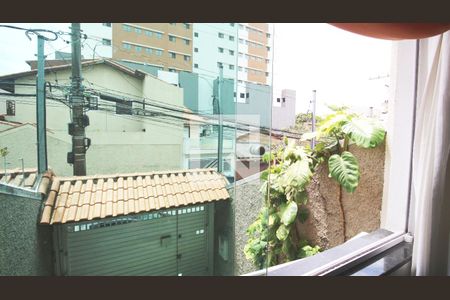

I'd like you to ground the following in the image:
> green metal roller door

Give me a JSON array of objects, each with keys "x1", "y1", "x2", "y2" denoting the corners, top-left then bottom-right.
[
  {"x1": 58, "y1": 204, "x2": 212, "y2": 276},
  {"x1": 177, "y1": 205, "x2": 209, "y2": 276}
]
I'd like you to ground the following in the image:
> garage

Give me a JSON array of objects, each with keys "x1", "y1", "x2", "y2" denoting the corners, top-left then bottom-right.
[{"x1": 40, "y1": 169, "x2": 230, "y2": 276}]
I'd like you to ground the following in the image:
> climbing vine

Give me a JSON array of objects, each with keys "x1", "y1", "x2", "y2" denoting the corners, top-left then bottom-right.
[{"x1": 244, "y1": 107, "x2": 385, "y2": 269}]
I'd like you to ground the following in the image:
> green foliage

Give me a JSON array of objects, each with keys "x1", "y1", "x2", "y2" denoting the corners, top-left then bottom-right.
[
  {"x1": 328, "y1": 152, "x2": 360, "y2": 193},
  {"x1": 244, "y1": 108, "x2": 385, "y2": 269},
  {"x1": 0, "y1": 147, "x2": 9, "y2": 158},
  {"x1": 342, "y1": 118, "x2": 385, "y2": 148}
]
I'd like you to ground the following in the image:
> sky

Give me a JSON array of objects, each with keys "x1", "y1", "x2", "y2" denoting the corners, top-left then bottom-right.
[
  {"x1": 0, "y1": 23, "x2": 393, "y2": 117},
  {"x1": 272, "y1": 23, "x2": 392, "y2": 116}
]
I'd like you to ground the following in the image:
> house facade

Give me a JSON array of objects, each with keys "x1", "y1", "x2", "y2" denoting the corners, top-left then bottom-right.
[{"x1": 0, "y1": 60, "x2": 187, "y2": 176}]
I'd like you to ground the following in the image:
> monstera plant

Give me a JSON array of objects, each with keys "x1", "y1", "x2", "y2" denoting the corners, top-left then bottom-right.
[{"x1": 244, "y1": 107, "x2": 385, "y2": 269}]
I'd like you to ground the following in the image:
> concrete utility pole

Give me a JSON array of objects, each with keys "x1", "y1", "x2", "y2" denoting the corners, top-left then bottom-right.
[
  {"x1": 311, "y1": 89, "x2": 317, "y2": 149},
  {"x1": 36, "y1": 34, "x2": 48, "y2": 173},
  {"x1": 217, "y1": 66, "x2": 224, "y2": 173},
  {"x1": 69, "y1": 23, "x2": 87, "y2": 176}
]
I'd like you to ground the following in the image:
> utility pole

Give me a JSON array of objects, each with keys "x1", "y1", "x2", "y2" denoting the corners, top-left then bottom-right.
[
  {"x1": 69, "y1": 23, "x2": 88, "y2": 176},
  {"x1": 217, "y1": 66, "x2": 224, "y2": 173},
  {"x1": 311, "y1": 90, "x2": 317, "y2": 149},
  {"x1": 36, "y1": 34, "x2": 48, "y2": 174}
]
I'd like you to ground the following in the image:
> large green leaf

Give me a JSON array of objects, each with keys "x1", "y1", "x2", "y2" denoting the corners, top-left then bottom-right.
[
  {"x1": 280, "y1": 201, "x2": 298, "y2": 226},
  {"x1": 342, "y1": 118, "x2": 385, "y2": 148},
  {"x1": 278, "y1": 160, "x2": 312, "y2": 191},
  {"x1": 328, "y1": 151, "x2": 360, "y2": 193},
  {"x1": 276, "y1": 224, "x2": 290, "y2": 241}
]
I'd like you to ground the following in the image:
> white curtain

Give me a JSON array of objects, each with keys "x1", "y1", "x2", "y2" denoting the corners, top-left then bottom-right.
[{"x1": 411, "y1": 31, "x2": 450, "y2": 275}]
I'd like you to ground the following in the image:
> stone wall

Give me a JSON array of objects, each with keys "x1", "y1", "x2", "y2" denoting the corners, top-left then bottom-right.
[
  {"x1": 0, "y1": 194, "x2": 53, "y2": 275},
  {"x1": 230, "y1": 173, "x2": 265, "y2": 275},
  {"x1": 232, "y1": 142, "x2": 386, "y2": 274}
]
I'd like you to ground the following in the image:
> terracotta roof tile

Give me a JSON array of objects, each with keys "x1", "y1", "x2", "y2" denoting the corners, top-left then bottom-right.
[{"x1": 40, "y1": 168, "x2": 229, "y2": 224}]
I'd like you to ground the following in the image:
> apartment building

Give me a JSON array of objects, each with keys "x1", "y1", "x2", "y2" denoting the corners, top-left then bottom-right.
[
  {"x1": 237, "y1": 23, "x2": 273, "y2": 85},
  {"x1": 111, "y1": 23, "x2": 193, "y2": 73}
]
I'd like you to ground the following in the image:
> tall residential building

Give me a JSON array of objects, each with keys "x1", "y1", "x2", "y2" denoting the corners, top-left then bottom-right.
[
  {"x1": 111, "y1": 23, "x2": 193, "y2": 73},
  {"x1": 237, "y1": 23, "x2": 273, "y2": 86}
]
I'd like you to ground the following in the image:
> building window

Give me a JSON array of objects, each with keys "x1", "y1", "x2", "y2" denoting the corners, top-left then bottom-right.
[
  {"x1": 135, "y1": 28, "x2": 141, "y2": 34},
  {"x1": 135, "y1": 46, "x2": 142, "y2": 52},
  {"x1": 240, "y1": 93, "x2": 245, "y2": 98},
  {"x1": 145, "y1": 30, "x2": 152, "y2": 37},
  {"x1": 102, "y1": 23, "x2": 111, "y2": 27},
  {"x1": 194, "y1": 63, "x2": 198, "y2": 68},
  {"x1": 217, "y1": 62, "x2": 223, "y2": 68},
  {"x1": 229, "y1": 36, "x2": 235, "y2": 41},
  {"x1": 169, "y1": 35, "x2": 176, "y2": 42},
  {"x1": 184, "y1": 39, "x2": 190, "y2": 45},
  {"x1": 170, "y1": 52, "x2": 176, "y2": 59},
  {"x1": 116, "y1": 100, "x2": 132, "y2": 115},
  {"x1": 218, "y1": 32, "x2": 224, "y2": 38},
  {"x1": 122, "y1": 24, "x2": 132, "y2": 32},
  {"x1": 230, "y1": 23, "x2": 235, "y2": 27},
  {"x1": 239, "y1": 38, "x2": 244, "y2": 44},
  {"x1": 155, "y1": 49, "x2": 163, "y2": 56},
  {"x1": 266, "y1": 33, "x2": 271, "y2": 38},
  {"x1": 184, "y1": 23, "x2": 190, "y2": 29},
  {"x1": 169, "y1": 68, "x2": 176, "y2": 72},
  {"x1": 229, "y1": 50, "x2": 234, "y2": 55},
  {"x1": 6, "y1": 100, "x2": 15, "y2": 116},
  {"x1": 102, "y1": 38, "x2": 111, "y2": 46},
  {"x1": 266, "y1": 72, "x2": 269, "y2": 77},
  {"x1": 229, "y1": 64, "x2": 234, "y2": 70},
  {"x1": 170, "y1": 23, "x2": 176, "y2": 26},
  {"x1": 122, "y1": 43, "x2": 131, "y2": 50},
  {"x1": 246, "y1": 92, "x2": 250, "y2": 98},
  {"x1": 184, "y1": 55, "x2": 190, "y2": 62},
  {"x1": 194, "y1": 47, "x2": 198, "y2": 52},
  {"x1": 194, "y1": 32, "x2": 199, "y2": 37},
  {"x1": 239, "y1": 24, "x2": 244, "y2": 30},
  {"x1": 267, "y1": 46, "x2": 271, "y2": 51},
  {"x1": 218, "y1": 47, "x2": 224, "y2": 53},
  {"x1": 156, "y1": 32, "x2": 163, "y2": 39},
  {"x1": 145, "y1": 48, "x2": 153, "y2": 55},
  {"x1": 238, "y1": 66, "x2": 243, "y2": 72}
]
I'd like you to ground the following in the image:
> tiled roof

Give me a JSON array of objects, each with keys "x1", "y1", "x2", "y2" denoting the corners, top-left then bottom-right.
[
  {"x1": 40, "y1": 168, "x2": 230, "y2": 225},
  {"x1": 0, "y1": 168, "x2": 53, "y2": 194}
]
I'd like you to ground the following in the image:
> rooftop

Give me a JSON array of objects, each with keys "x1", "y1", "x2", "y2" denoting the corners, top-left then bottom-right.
[{"x1": 40, "y1": 168, "x2": 230, "y2": 225}]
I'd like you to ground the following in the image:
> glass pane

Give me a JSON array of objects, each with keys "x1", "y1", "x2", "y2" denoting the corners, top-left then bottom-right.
[{"x1": 0, "y1": 22, "x2": 274, "y2": 276}]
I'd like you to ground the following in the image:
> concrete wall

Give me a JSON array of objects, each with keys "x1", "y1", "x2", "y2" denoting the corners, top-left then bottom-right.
[
  {"x1": 298, "y1": 142, "x2": 386, "y2": 249},
  {"x1": 0, "y1": 194, "x2": 53, "y2": 275},
  {"x1": 229, "y1": 173, "x2": 265, "y2": 275},
  {"x1": 0, "y1": 123, "x2": 183, "y2": 176},
  {"x1": 232, "y1": 142, "x2": 386, "y2": 274}
]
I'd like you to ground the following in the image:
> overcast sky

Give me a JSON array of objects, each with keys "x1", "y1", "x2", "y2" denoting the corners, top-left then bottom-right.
[
  {"x1": 0, "y1": 23, "x2": 392, "y2": 116},
  {"x1": 272, "y1": 23, "x2": 392, "y2": 116}
]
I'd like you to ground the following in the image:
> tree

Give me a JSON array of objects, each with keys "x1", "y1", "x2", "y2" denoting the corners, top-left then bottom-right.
[{"x1": 244, "y1": 107, "x2": 385, "y2": 269}]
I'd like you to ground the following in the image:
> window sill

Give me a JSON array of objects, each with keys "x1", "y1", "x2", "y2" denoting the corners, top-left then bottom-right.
[{"x1": 243, "y1": 229, "x2": 409, "y2": 276}]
